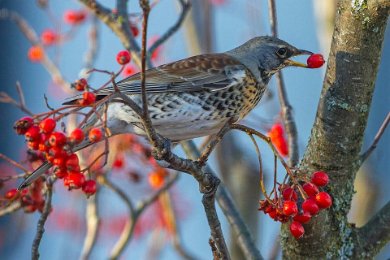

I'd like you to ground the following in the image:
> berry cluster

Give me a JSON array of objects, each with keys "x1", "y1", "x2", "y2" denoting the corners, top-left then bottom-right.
[
  {"x1": 70, "y1": 78, "x2": 96, "y2": 106},
  {"x1": 258, "y1": 171, "x2": 332, "y2": 239},
  {"x1": 3, "y1": 179, "x2": 45, "y2": 213},
  {"x1": 14, "y1": 116, "x2": 101, "y2": 196}
]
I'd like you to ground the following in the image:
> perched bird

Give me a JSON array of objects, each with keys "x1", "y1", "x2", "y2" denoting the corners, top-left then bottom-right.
[{"x1": 19, "y1": 36, "x2": 312, "y2": 189}]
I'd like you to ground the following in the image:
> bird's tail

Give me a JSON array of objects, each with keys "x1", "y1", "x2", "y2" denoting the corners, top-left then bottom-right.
[{"x1": 18, "y1": 136, "x2": 96, "y2": 190}]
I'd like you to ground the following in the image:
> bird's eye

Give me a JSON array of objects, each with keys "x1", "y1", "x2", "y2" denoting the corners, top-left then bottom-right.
[{"x1": 276, "y1": 47, "x2": 288, "y2": 57}]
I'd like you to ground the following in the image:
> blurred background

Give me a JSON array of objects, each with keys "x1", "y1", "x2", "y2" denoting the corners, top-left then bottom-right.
[{"x1": 0, "y1": 0, "x2": 388, "y2": 259}]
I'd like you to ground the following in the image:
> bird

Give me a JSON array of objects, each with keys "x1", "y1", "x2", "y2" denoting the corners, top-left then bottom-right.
[{"x1": 19, "y1": 36, "x2": 313, "y2": 189}]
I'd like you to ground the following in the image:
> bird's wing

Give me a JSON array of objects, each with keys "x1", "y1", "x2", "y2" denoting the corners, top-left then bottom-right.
[
  {"x1": 112, "y1": 53, "x2": 246, "y2": 93},
  {"x1": 63, "y1": 54, "x2": 248, "y2": 105}
]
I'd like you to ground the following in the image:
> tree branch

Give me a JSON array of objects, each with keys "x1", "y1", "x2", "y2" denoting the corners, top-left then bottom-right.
[
  {"x1": 181, "y1": 141, "x2": 263, "y2": 260},
  {"x1": 267, "y1": 0, "x2": 299, "y2": 167},
  {"x1": 354, "y1": 201, "x2": 390, "y2": 257},
  {"x1": 80, "y1": 190, "x2": 100, "y2": 260},
  {"x1": 31, "y1": 181, "x2": 53, "y2": 260},
  {"x1": 360, "y1": 112, "x2": 390, "y2": 163},
  {"x1": 78, "y1": 0, "x2": 143, "y2": 67},
  {"x1": 148, "y1": 0, "x2": 191, "y2": 56},
  {"x1": 283, "y1": 0, "x2": 390, "y2": 258}
]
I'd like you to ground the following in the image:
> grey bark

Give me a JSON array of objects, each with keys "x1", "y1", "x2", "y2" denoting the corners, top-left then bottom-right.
[{"x1": 281, "y1": 0, "x2": 390, "y2": 259}]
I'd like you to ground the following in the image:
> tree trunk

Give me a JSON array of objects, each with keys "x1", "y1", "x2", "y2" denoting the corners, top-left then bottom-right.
[{"x1": 281, "y1": 0, "x2": 389, "y2": 258}]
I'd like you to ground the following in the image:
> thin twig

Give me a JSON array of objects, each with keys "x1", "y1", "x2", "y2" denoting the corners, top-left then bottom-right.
[
  {"x1": 267, "y1": 0, "x2": 299, "y2": 167},
  {"x1": 360, "y1": 112, "x2": 390, "y2": 163},
  {"x1": 0, "y1": 8, "x2": 70, "y2": 92},
  {"x1": 148, "y1": 0, "x2": 191, "y2": 56},
  {"x1": 80, "y1": 190, "x2": 100, "y2": 260},
  {"x1": 137, "y1": 171, "x2": 179, "y2": 211},
  {"x1": 31, "y1": 180, "x2": 53, "y2": 260},
  {"x1": 0, "y1": 201, "x2": 22, "y2": 217},
  {"x1": 198, "y1": 121, "x2": 231, "y2": 166},
  {"x1": 79, "y1": 16, "x2": 100, "y2": 79},
  {"x1": 0, "y1": 153, "x2": 30, "y2": 173},
  {"x1": 181, "y1": 141, "x2": 263, "y2": 259},
  {"x1": 99, "y1": 175, "x2": 136, "y2": 259}
]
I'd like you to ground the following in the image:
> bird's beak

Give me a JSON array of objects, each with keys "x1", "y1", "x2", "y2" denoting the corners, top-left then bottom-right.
[{"x1": 284, "y1": 49, "x2": 313, "y2": 68}]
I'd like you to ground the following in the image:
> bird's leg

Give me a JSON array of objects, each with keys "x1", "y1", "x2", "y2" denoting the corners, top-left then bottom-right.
[{"x1": 197, "y1": 120, "x2": 232, "y2": 166}]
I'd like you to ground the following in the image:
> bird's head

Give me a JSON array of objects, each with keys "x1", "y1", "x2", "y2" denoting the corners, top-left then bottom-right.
[{"x1": 227, "y1": 36, "x2": 312, "y2": 83}]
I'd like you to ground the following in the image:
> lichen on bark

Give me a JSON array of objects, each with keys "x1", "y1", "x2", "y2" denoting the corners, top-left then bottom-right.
[{"x1": 281, "y1": 0, "x2": 389, "y2": 259}]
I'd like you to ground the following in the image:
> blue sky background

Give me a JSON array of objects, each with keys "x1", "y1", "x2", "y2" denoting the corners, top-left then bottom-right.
[{"x1": 0, "y1": 0, "x2": 388, "y2": 259}]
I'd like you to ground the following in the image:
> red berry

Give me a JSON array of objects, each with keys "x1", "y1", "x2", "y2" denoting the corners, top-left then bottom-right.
[
  {"x1": 302, "y1": 182, "x2": 319, "y2": 197},
  {"x1": 293, "y1": 212, "x2": 311, "y2": 224},
  {"x1": 268, "y1": 209, "x2": 277, "y2": 220},
  {"x1": 79, "y1": 91, "x2": 96, "y2": 106},
  {"x1": 116, "y1": 50, "x2": 131, "y2": 65},
  {"x1": 130, "y1": 23, "x2": 139, "y2": 37},
  {"x1": 82, "y1": 180, "x2": 97, "y2": 196},
  {"x1": 28, "y1": 46, "x2": 44, "y2": 62},
  {"x1": 53, "y1": 167, "x2": 67, "y2": 179},
  {"x1": 113, "y1": 156, "x2": 124, "y2": 169},
  {"x1": 64, "y1": 172, "x2": 85, "y2": 189},
  {"x1": 282, "y1": 186, "x2": 298, "y2": 201},
  {"x1": 38, "y1": 133, "x2": 50, "y2": 151},
  {"x1": 41, "y1": 29, "x2": 58, "y2": 45},
  {"x1": 25, "y1": 126, "x2": 41, "y2": 141},
  {"x1": 39, "y1": 118, "x2": 56, "y2": 134},
  {"x1": 311, "y1": 171, "x2": 329, "y2": 187},
  {"x1": 283, "y1": 200, "x2": 298, "y2": 216},
  {"x1": 290, "y1": 221, "x2": 305, "y2": 239},
  {"x1": 48, "y1": 146, "x2": 66, "y2": 159},
  {"x1": 122, "y1": 64, "x2": 137, "y2": 77},
  {"x1": 69, "y1": 128, "x2": 85, "y2": 144},
  {"x1": 5, "y1": 188, "x2": 19, "y2": 200},
  {"x1": 65, "y1": 154, "x2": 80, "y2": 171},
  {"x1": 27, "y1": 140, "x2": 40, "y2": 150},
  {"x1": 14, "y1": 117, "x2": 34, "y2": 135},
  {"x1": 302, "y1": 198, "x2": 320, "y2": 215},
  {"x1": 306, "y1": 54, "x2": 325, "y2": 68},
  {"x1": 73, "y1": 78, "x2": 88, "y2": 91},
  {"x1": 268, "y1": 123, "x2": 284, "y2": 138},
  {"x1": 64, "y1": 10, "x2": 87, "y2": 25},
  {"x1": 53, "y1": 156, "x2": 67, "y2": 168},
  {"x1": 49, "y1": 132, "x2": 67, "y2": 147},
  {"x1": 315, "y1": 192, "x2": 333, "y2": 209},
  {"x1": 89, "y1": 128, "x2": 103, "y2": 142},
  {"x1": 24, "y1": 204, "x2": 37, "y2": 213}
]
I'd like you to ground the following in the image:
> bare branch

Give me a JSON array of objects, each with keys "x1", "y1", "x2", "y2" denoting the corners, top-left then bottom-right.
[
  {"x1": 79, "y1": 16, "x2": 100, "y2": 79},
  {"x1": 99, "y1": 175, "x2": 135, "y2": 259},
  {"x1": 0, "y1": 8, "x2": 70, "y2": 92},
  {"x1": 0, "y1": 201, "x2": 22, "y2": 217},
  {"x1": 148, "y1": 0, "x2": 191, "y2": 56},
  {"x1": 360, "y1": 112, "x2": 390, "y2": 163},
  {"x1": 137, "y1": 171, "x2": 179, "y2": 211},
  {"x1": 78, "y1": 0, "x2": 144, "y2": 67},
  {"x1": 0, "y1": 153, "x2": 30, "y2": 173},
  {"x1": 181, "y1": 141, "x2": 263, "y2": 260},
  {"x1": 354, "y1": 201, "x2": 390, "y2": 257},
  {"x1": 80, "y1": 191, "x2": 100, "y2": 260},
  {"x1": 267, "y1": 0, "x2": 299, "y2": 167},
  {"x1": 31, "y1": 181, "x2": 53, "y2": 260}
]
